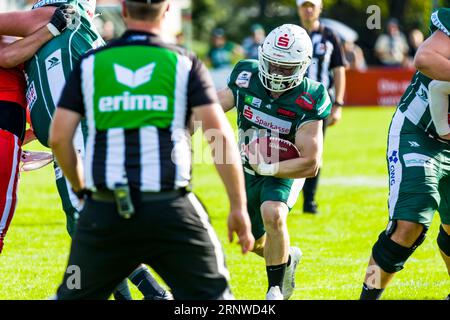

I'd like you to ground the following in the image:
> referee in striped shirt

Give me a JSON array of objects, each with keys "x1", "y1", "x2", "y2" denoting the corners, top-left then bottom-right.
[
  {"x1": 49, "y1": 0, "x2": 254, "y2": 300},
  {"x1": 297, "y1": 0, "x2": 346, "y2": 214}
]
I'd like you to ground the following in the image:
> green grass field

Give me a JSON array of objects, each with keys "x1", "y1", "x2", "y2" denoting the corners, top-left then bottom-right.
[{"x1": 1, "y1": 107, "x2": 449, "y2": 300}]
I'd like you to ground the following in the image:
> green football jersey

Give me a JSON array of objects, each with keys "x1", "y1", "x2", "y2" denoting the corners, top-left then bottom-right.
[
  {"x1": 397, "y1": 8, "x2": 450, "y2": 137},
  {"x1": 228, "y1": 59, "x2": 332, "y2": 170}
]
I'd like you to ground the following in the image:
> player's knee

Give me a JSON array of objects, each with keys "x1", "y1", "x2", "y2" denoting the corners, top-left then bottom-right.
[
  {"x1": 390, "y1": 220, "x2": 424, "y2": 247},
  {"x1": 437, "y1": 225, "x2": 450, "y2": 258},
  {"x1": 261, "y1": 202, "x2": 287, "y2": 232},
  {"x1": 372, "y1": 220, "x2": 428, "y2": 273}
]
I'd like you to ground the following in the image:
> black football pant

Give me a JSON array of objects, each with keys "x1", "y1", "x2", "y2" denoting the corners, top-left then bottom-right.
[{"x1": 56, "y1": 191, "x2": 231, "y2": 300}]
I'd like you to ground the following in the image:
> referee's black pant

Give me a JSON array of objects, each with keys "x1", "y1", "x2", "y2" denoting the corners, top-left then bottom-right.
[{"x1": 56, "y1": 190, "x2": 231, "y2": 300}]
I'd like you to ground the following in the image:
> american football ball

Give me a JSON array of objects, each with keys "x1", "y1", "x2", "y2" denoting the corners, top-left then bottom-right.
[{"x1": 244, "y1": 136, "x2": 301, "y2": 164}]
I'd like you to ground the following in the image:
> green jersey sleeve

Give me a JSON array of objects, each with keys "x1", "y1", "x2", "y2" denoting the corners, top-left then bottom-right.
[
  {"x1": 430, "y1": 8, "x2": 450, "y2": 37},
  {"x1": 314, "y1": 84, "x2": 332, "y2": 120},
  {"x1": 296, "y1": 81, "x2": 332, "y2": 129},
  {"x1": 227, "y1": 59, "x2": 259, "y2": 95}
]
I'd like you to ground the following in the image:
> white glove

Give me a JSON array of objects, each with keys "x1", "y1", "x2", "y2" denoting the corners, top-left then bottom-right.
[{"x1": 20, "y1": 150, "x2": 54, "y2": 172}]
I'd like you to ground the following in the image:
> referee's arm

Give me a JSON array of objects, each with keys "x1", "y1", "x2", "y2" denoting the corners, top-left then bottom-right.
[
  {"x1": 193, "y1": 103, "x2": 254, "y2": 254},
  {"x1": 49, "y1": 62, "x2": 85, "y2": 193},
  {"x1": 189, "y1": 57, "x2": 254, "y2": 254},
  {"x1": 329, "y1": 32, "x2": 346, "y2": 126}
]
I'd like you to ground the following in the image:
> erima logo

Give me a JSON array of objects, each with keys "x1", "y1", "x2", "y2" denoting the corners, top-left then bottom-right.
[
  {"x1": 98, "y1": 92, "x2": 168, "y2": 112},
  {"x1": 417, "y1": 84, "x2": 428, "y2": 102},
  {"x1": 114, "y1": 63, "x2": 156, "y2": 89},
  {"x1": 47, "y1": 57, "x2": 60, "y2": 71}
]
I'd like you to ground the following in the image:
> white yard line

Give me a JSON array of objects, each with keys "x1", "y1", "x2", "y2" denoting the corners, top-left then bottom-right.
[{"x1": 321, "y1": 176, "x2": 386, "y2": 188}]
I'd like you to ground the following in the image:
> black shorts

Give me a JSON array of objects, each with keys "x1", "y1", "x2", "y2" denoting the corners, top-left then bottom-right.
[
  {"x1": 56, "y1": 191, "x2": 230, "y2": 300},
  {"x1": 0, "y1": 101, "x2": 26, "y2": 141}
]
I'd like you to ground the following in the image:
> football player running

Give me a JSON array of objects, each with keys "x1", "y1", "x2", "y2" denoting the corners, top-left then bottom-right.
[
  {"x1": 360, "y1": 8, "x2": 450, "y2": 300},
  {"x1": 218, "y1": 24, "x2": 332, "y2": 299}
]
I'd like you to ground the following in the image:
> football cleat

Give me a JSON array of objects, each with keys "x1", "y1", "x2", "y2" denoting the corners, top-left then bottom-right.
[
  {"x1": 266, "y1": 286, "x2": 283, "y2": 300},
  {"x1": 282, "y1": 246, "x2": 302, "y2": 300},
  {"x1": 303, "y1": 201, "x2": 319, "y2": 214}
]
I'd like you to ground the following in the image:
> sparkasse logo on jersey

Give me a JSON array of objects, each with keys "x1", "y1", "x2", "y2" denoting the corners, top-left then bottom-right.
[{"x1": 243, "y1": 106, "x2": 291, "y2": 134}]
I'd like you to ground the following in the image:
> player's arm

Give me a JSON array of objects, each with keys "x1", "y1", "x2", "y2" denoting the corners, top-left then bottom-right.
[
  {"x1": 274, "y1": 121, "x2": 322, "y2": 179},
  {"x1": 414, "y1": 30, "x2": 450, "y2": 81},
  {"x1": 429, "y1": 80, "x2": 450, "y2": 139},
  {"x1": 0, "y1": 27, "x2": 53, "y2": 68},
  {"x1": 0, "y1": 6, "x2": 77, "y2": 68},
  {"x1": 0, "y1": 7, "x2": 55, "y2": 37},
  {"x1": 217, "y1": 87, "x2": 236, "y2": 112},
  {"x1": 251, "y1": 121, "x2": 323, "y2": 179},
  {"x1": 49, "y1": 108, "x2": 84, "y2": 191}
]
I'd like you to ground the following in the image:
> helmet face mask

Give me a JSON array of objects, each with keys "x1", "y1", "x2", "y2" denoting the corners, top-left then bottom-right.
[{"x1": 258, "y1": 24, "x2": 313, "y2": 93}]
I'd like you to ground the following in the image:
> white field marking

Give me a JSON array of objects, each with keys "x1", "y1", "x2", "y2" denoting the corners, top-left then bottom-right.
[{"x1": 320, "y1": 176, "x2": 386, "y2": 188}]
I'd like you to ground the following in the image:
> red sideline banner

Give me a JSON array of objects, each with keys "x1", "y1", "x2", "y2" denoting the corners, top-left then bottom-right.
[{"x1": 345, "y1": 67, "x2": 415, "y2": 106}]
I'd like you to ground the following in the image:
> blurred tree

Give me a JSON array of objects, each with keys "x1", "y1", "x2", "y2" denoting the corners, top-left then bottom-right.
[{"x1": 192, "y1": 0, "x2": 448, "y2": 62}]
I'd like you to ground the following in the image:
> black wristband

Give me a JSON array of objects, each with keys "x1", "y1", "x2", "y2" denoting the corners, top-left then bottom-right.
[
  {"x1": 50, "y1": 5, "x2": 75, "y2": 33},
  {"x1": 333, "y1": 101, "x2": 344, "y2": 107},
  {"x1": 72, "y1": 188, "x2": 91, "y2": 200}
]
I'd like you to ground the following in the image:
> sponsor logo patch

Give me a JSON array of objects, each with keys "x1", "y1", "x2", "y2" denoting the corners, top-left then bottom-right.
[
  {"x1": 296, "y1": 92, "x2": 315, "y2": 111},
  {"x1": 275, "y1": 34, "x2": 293, "y2": 49},
  {"x1": 389, "y1": 150, "x2": 399, "y2": 164},
  {"x1": 45, "y1": 50, "x2": 62, "y2": 71},
  {"x1": 47, "y1": 57, "x2": 61, "y2": 71},
  {"x1": 236, "y1": 71, "x2": 252, "y2": 88},
  {"x1": 242, "y1": 106, "x2": 292, "y2": 134},
  {"x1": 403, "y1": 153, "x2": 433, "y2": 168},
  {"x1": 388, "y1": 150, "x2": 399, "y2": 186},
  {"x1": 277, "y1": 108, "x2": 297, "y2": 119},
  {"x1": 114, "y1": 63, "x2": 156, "y2": 89},
  {"x1": 416, "y1": 84, "x2": 429, "y2": 102},
  {"x1": 26, "y1": 82, "x2": 37, "y2": 111},
  {"x1": 98, "y1": 93, "x2": 168, "y2": 112},
  {"x1": 244, "y1": 95, "x2": 262, "y2": 108},
  {"x1": 54, "y1": 166, "x2": 63, "y2": 180}
]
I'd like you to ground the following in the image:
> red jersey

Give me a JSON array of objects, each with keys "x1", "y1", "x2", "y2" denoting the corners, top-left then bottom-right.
[{"x1": 0, "y1": 66, "x2": 26, "y2": 108}]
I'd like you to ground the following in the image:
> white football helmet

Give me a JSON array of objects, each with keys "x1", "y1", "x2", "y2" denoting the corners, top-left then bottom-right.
[{"x1": 258, "y1": 24, "x2": 313, "y2": 92}]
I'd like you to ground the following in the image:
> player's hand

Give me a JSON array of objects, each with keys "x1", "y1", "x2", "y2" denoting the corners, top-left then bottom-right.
[
  {"x1": 328, "y1": 105, "x2": 342, "y2": 126},
  {"x1": 48, "y1": 5, "x2": 77, "y2": 36},
  {"x1": 227, "y1": 207, "x2": 254, "y2": 254},
  {"x1": 439, "y1": 133, "x2": 450, "y2": 141}
]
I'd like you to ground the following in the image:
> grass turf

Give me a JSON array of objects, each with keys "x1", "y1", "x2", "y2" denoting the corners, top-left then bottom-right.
[{"x1": 0, "y1": 107, "x2": 448, "y2": 300}]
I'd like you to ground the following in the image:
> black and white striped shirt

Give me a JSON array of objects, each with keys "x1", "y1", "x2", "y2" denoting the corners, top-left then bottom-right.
[
  {"x1": 58, "y1": 31, "x2": 218, "y2": 192},
  {"x1": 306, "y1": 25, "x2": 345, "y2": 92}
]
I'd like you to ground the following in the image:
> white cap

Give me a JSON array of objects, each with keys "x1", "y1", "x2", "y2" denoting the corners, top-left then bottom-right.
[{"x1": 296, "y1": 0, "x2": 322, "y2": 7}]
